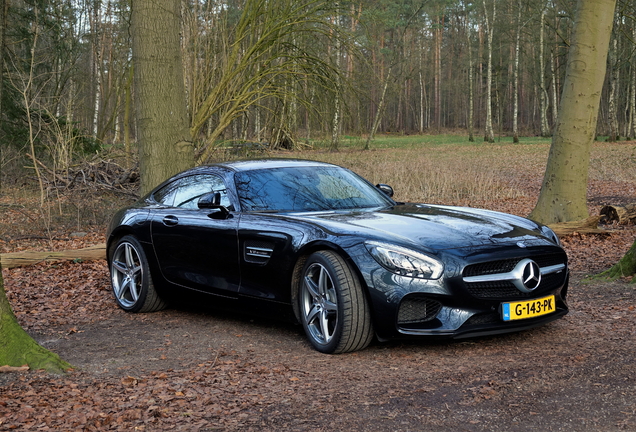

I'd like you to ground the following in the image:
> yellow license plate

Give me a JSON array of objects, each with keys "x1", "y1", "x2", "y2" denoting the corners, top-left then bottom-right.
[{"x1": 501, "y1": 295, "x2": 555, "y2": 321}]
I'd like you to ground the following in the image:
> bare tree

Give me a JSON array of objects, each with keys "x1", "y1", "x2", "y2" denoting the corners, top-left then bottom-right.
[{"x1": 482, "y1": 0, "x2": 495, "y2": 143}]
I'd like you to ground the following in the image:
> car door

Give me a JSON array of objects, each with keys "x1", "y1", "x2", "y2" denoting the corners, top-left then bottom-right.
[{"x1": 150, "y1": 173, "x2": 240, "y2": 297}]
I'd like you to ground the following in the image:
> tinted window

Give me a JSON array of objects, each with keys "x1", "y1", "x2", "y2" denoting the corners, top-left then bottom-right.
[
  {"x1": 234, "y1": 166, "x2": 393, "y2": 212},
  {"x1": 153, "y1": 174, "x2": 231, "y2": 209}
]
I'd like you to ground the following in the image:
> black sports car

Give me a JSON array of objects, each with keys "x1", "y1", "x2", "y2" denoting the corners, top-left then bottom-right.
[{"x1": 107, "y1": 159, "x2": 568, "y2": 354}]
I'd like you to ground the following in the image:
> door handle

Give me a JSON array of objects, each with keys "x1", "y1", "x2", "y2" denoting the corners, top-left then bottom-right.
[{"x1": 162, "y1": 215, "x2": 179, "y2": 226}]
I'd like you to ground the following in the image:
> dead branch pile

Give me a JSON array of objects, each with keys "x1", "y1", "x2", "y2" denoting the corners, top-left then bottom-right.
[{"x1": 28, "y1": 155, "x2": 140, "y2": 197}]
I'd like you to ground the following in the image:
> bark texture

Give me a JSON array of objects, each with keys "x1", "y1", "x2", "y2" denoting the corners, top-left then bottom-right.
[
  {"x1": 529, "y1": 0, "x2": 616, "y2": 224},
  {"x1": 594, "y1": 239, "x2": 636, "y2": 281},
  {"x1": 132, "y1": 0, "x2": 193, "y2": 195}
]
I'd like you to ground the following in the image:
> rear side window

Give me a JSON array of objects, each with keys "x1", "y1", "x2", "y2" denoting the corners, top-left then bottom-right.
[{"x1": 153, "y1": 174, "x2": 231, "y2": 209}]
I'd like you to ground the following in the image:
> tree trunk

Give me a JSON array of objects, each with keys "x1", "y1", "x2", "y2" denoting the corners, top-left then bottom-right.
[
  {"x1": 607, "y1": 17, "x2": 619, "y2": 142},
  {"x1": 595, "y1": 239, "x2": 636, "y2": 282},
  {"x1": 482, "y1": 0, "x2": 495, "y2": 143},
  {"x1": 0, "y1": 269, "x2": 71, "y2": 372},
  {"x1": 539, "y1": 6, "x2": 550, "y2": 137},
  {"x1": 529, "y1": 0, "x2": 616, "y2": 224},
  {"x1": 0, "y1": 0, "x2": 7, "y2": 135},
  {"x1": 434, "y1": 15, "x2": 441, "y2": 129},
  {"x1": 365, "y1": 67, "x2": 392, "y2": 150},
  {"x1": 629, "y1": 25, "x2": 636, "y2": 140},
  {"x1": 132, "y1": 0, "x2": 193, "y2": 195},
  {"x1": 466, "y1": 3, "x2": 474, "y2": 142},
  {"x1": 512, "y1": 0, "x2": 521, "y2": 143}
]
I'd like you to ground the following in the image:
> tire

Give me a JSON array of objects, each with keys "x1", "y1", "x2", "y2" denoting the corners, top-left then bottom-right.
[
  {"x1": 298, "y1": 250, "x2": 374, "y2": 354},
  {"x1": 109, "y1": 235, "x2": 166, "y2": 313}
]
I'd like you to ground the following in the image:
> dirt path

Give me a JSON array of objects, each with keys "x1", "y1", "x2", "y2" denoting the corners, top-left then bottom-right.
[{"x1": 2, "y1": 268, "x2": 633, "y2": 431}]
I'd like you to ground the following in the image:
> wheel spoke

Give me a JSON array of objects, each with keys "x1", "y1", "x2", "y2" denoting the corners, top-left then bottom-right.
[
  {"x1": 304, "y1": 275, "x2": 320, "y2": 300},
  {"x1": 319, "y1": 309, "x2": 332, "y2": 343},
  {"x1": 125, "y1": 244, "x2": 137, "y2": 268},
  {"x1": 318, "y1": 267, "x2": 329, "y2": 296},
  {"x1": 117, "y1": 277, "x2": 131, "y2": 300},
  {"x1": 323, "y1": 298, "x2": 337, "y2": 312},
  {"x1": 112, "y1": 260, "x2": 128, "y2": 274},
  {"x1": 128, "y1": 278, "x2": 140, "y2": 302},
  {"x1": 306, "y1": 304, "x2": 320, "y2": 325}
]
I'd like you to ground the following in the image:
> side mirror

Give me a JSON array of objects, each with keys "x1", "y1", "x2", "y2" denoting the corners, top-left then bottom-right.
[
  {"x1": 376, "y1": 183, "x2": 394, "y2": 198},
  {"x1": 198, "y1": 192, "x2": 230, "y2": 219}
]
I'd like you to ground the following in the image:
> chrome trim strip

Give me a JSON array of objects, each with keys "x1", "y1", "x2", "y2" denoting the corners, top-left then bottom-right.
[{"x1": 463, "y1": 263, "x2": 565, "y2": 283}]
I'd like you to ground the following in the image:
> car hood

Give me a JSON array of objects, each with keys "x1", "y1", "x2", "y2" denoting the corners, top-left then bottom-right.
[{"x1": 290, "y1": 203, "x2": 552, "y2": 253}]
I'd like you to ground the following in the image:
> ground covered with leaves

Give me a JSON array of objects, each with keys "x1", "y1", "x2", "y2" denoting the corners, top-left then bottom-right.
[{"x1": 1, "y1": 144, "x2": 636, "y2": 431}]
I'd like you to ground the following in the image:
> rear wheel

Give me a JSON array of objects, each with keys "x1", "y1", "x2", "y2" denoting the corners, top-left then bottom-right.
[
  {"x1": 110, "y1": 235, "x2": 166, "y2": 313},
  {"x1": 299, "y1": 250, "x2": 374, "y2": 354}
]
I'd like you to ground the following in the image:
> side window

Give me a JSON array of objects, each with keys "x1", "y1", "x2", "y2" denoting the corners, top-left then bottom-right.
[{"x1": 153, "y1": 174, "x2": 232, "y2": 209}]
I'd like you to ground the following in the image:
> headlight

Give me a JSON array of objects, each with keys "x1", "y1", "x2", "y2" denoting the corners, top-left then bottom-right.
[
  {"x1": 541, "y1": 225, "x2": 561, "y2": 246},
  {"x1": 365, "y1": 241, "x2": 443, "y2": 279}
]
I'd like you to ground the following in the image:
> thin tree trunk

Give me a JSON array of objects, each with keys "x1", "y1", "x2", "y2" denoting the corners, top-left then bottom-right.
[
  {"x1": 419, "y1": 62, "x2": 425, "y2": 133},
  {"x1": 330, "y1": 8, "x2": 342, "y2": 151},
  {"x1": 607, "y1": 17, "x2": 619, "y2": 142},
  {"x1": 629, "y1": 24, "x2": 636, "y2": 140},
  {"x1": 0, "y1": 0, "x2": 7, "y2": 140},
  {"x1": 466, "y1": 3, "x2": 474, "y2": 142},
  {"x1": 539, "y1": 6, "x2": 550, "y2": 137},
  {"x1": 629, "y1": 29, "x2": 636, "y2": 140},
  {"x1": 512, "y1": 0, "x2": 521, "y2": 143},
  {"x1": 365, "y1": 67, "x2": 392, "y2": 150},
  {"x1": 434, "y1": 14, "x2": 442, "y2": 129},
  {"x1": 483, "y1": 0, "x2": 495, "y2": 143}
]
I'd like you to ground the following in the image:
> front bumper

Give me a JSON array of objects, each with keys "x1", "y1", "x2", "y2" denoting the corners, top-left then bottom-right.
[{"x1": 349, "y1": 243, "x2": 569, "y2": 341}]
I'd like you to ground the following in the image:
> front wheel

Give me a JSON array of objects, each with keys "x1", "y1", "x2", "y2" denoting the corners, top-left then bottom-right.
[
  {"x1": 299, "y1": 251, "x2": 374, "y2": 354},
  {"x1": 110, "y1": 235, "x2": 166, "y2": 313}
]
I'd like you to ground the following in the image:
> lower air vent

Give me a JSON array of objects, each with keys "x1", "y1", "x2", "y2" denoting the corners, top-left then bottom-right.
[{"x1": 397, "y1": 296, "x2": 442, "y2": 325}]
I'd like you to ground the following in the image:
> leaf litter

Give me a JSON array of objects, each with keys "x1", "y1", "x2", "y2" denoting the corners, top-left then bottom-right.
[{"x1": 1, "y1": 173, "x2": 636, "y2": 431}]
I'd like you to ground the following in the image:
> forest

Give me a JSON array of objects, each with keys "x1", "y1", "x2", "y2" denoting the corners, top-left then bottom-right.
[
  {"x1": 2, "y1": 0, "x2": 636, "y2": 173},
  {"x1": 1, "y1": 0, "x2": 636, "y2": 429}
]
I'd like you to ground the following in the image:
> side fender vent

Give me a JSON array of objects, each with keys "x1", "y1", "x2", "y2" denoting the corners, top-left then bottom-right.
[{"x1": 244, "y1": 241, "x2": 274, "y2": 264}]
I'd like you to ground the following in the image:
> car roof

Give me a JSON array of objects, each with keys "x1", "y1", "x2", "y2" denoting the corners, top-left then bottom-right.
[{"x1": 211, "y1": 159, "x2": 338, "y2": 172}]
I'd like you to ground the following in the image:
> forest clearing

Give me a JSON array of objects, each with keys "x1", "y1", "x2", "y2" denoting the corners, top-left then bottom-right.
[{"x1": 1, "y1": 138, "x2": 635, "y2": 431}]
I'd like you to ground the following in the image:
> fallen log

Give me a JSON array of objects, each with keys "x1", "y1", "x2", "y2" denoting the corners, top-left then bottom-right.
[
  {"x1": 600, "y1": 204, "x2": 636, "y2": 225},
  {"x1": 547, "y1": 216, "x2": 606, "y2": 236},
  {"x1": 0, "y1": 244, "x2": 106, "y2": 269}
]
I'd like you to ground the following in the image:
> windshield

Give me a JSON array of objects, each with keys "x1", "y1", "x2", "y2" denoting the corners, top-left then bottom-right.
[{"x1": 234, "y1": 166, "x2": 394, "y2": 212}]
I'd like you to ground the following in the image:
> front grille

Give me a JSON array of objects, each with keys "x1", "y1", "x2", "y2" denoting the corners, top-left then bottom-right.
[
  {"x1": 397, "y1": 296, "x2": 442, "y2": 324},
  {"x1": 463, "y1": 253, "x2": 566, "y2": 277},
  {"x1": 462, "y1": 252, "x2": 567, "y2": 300}
]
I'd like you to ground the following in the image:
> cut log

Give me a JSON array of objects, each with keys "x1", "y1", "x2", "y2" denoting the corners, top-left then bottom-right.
[
  {"x1": 0, "y1": 244, "x2": 106, "y2": 269},
  {"x1": 547, "y1": 216, "x2": 606, "y2": 236},
  {"x1": 600, "y1": 204, "x2": 636, "y2": 225}
]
